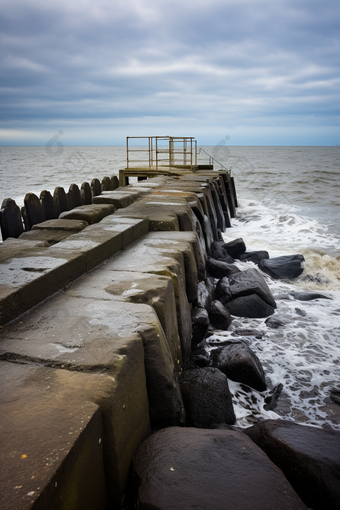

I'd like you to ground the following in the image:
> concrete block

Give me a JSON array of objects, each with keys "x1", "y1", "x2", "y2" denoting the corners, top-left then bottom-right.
[
  {"x1": 0, "y1": 248, "x2": 86, "y2": 326},
  {"x1": 0, "y1": 294, "x2": 184, "y2": 429},
  {"x1": 92, "y1": 189, "x2": 146, "y2": 209},
  {"x1": 59, "y1": 204, "x2": 115, "y2": 224},
  {"x1": 19, "y1": 229, "x2": 75, "y2": 245},
  {"x1": 0, "y1": 361, "x2": 107, "y2": 510},
  {"x1": 53, "y1": 228, "x2": 123, "y2": 271},
  {"x1": 97, "y1": 216, "x2": 149, "y2": 248},
  {"x1": 67, "y1": 269, "x2": 182, "y2": 372},
  {"x1": 0, "y1": 302, "x2": 151, "y2": 507},
  {"x1": 32, "y1": 219, "x2": 88, "y2": 232},
  {"x1": 114, "y1": 202, "x2": 179, "y2": 231},
  {"x1": 105, "y1": 235, "x2": 192, "y2": 361},
  {"x1": 0, "y1": 238, "x2": 49, "y2": 263}
]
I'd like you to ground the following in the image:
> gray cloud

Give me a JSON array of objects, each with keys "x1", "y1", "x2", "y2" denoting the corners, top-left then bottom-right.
[{"x1": 0, "y1": 0, "x2": 339, "y2": 144}]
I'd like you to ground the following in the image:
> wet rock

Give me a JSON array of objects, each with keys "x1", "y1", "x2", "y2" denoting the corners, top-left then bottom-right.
[
  {"x1": 133, "y1": 427, "x2": 307, "y2": 510},
  {"x1": 211, "y1": 241, "x2": 234, "y2": 263},
  {"x1": 190, "y1": 345, "x2": 211, "y2": 368},
  {"x1": 226, "y1": 294, "x2": 275, "y2": 318},
  {"x1": 288, "y1": 291, "x2": 332, "y2": 301},
  {"x1": 223, "y1": 238, "x2": 246, "y2": 258},
  {"x1": 263, "y1": 384, "x2": 284, "y2": 411},
  {"x1": 259, "y1": 254, "x2": 305, "y2": 280},
  {"x1": 213, "y1": 340, "x2": 267, "y2": 391},
  {"x1": 232, "y1": 328, "x2": 264, "y2": 339},
  {"x1": 179, "y1": 367, "x2": 236, "y2": 427},
  {"x1": 239, "y1": 250, "x2": 269, "y2": 264},
  {"x1": 245, "y1": 419, "x2": 340, "y2": 510},
  {"x1": 206, "y1": 258, "x2": 240, "y2": 279},
  {"x1": 228, "y1": 268, "x2": 276, "y2": 308},
  {"x1": 191, "y1": 307, "x2": 209, "y2": 346},
  {"x1": 266, "y1": 316, "x2": 286, "y2": 329},
  {"x1": 209, "y1": 300, "x2": 232, "y2": 330},
  {"x1": 330, "y1": 388, "x2": 340, "y2": 405},
  {"x1": 295, "y1": 308, "x2": 306, "y2": 317},
  {"x1": 197, "y1": 278, "x2": 215, "y2": 311},
  {"x1": 215, "y1": 276, "x2": 232, "y2": 306}
]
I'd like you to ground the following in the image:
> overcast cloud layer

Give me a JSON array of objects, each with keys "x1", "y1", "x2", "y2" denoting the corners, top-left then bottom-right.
[{"x1": 1, "y1": 0, "x2": 339, "y2": 145}]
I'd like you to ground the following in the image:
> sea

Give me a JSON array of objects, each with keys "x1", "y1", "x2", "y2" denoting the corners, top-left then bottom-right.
[{"x1": 0, "y1": 145, "x2": 339, "y2": 430}]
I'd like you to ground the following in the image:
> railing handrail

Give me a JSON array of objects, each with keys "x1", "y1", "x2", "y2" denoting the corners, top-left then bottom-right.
[{"x1": 198, "y1": 147, "x2": 231, "y2": 174}]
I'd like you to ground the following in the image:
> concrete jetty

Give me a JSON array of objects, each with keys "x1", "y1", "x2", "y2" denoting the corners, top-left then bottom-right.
[
  {"x1": 0, "y1": 168, "x2": 235, "y2": 509},
  {"x1": 2, "y1": 157, "x2": 337, "y2": 509}
]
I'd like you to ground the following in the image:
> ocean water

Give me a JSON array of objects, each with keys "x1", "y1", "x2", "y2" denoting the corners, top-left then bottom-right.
[{"x1": 0, "y1": 145, "x2": 339, "y2": 430}]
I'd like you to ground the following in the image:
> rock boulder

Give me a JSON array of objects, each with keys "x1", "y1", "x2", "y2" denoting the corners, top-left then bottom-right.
[
  {"x1": 245, "y1": 419, "x2": 340, "y2": 510},
  {"x1": 133, "y1": 427, "x2": 307, "y2": 510},
  {"x1": 259, "y1": 255, "x2": 305, "y2": 279},
  {"x1": 179, "y1": 367, "x2": 236, "y2": 427},
  {"x1": 213, "y1": 340, "x2": 267, "y2": 391}
]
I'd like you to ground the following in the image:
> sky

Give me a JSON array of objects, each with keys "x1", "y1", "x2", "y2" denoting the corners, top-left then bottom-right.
[{"x1": 0, "y1": 0, "x2": 339, "y2": 146}]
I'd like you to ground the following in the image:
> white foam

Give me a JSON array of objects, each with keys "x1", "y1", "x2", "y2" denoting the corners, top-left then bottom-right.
[{"x1": 221, "y1": 199, "x2": 340, "y2": 430}]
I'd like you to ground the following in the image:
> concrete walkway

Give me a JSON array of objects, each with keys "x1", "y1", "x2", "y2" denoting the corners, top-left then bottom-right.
[{"x1": 0, "y1": 172, "x2": 232, "y2": 509}]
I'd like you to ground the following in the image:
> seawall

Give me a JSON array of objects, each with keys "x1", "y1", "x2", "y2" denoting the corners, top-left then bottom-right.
[{"x1": 0, "y1": 169, "x2": 236, "y2": 509}]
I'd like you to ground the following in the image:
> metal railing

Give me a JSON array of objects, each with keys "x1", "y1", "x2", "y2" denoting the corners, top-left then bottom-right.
[
  {"x1": 126, "y1": 136, "x2": 197, "y2": 170},
  {"x1": 198, "y1": 147, "x2": 231, "y2": 174}
]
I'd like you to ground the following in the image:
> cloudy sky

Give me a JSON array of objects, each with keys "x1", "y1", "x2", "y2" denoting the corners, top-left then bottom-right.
[{"x1": 0, "y1": 0, "x2": 339, "y2": 145}]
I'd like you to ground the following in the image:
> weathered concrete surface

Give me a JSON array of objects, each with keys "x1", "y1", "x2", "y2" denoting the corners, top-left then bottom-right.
[
  {"x1": 59, "y1": 203, "x2": 115, "y2": 223},
  {"x1": 0, "y1": 248, "x2": 86, "y2": 326},
  {"x1": 0, "y1": 238, "x2": 49, "y2": 262},
  {"x1": 133, "y1": 427, "x2": 307, "y2": 510},
  {"x1": 67, "y1": 269, "x2": 182, "y2": 372},
  {"x1": 0, "y1": 293, "x2": 184, "y2": 429},
  {"x1": 0, "y1": 217, "x2": 149, "y2": 325},
  {"x1": 115, "y1": 201, "x2": 180, "y2": 231},
  {"x1": 32, "y1": 218, "x2": 89, "y2": 232},
  {"x1": 0, "y1": 361, "x2": 107, "y2": 510},
  {"x1": 105, "y1": 234, "x2": 194, "y2": 361},
  {"x1": 0, "y1": 353, "x2": 149, "y2": 509},
  {"x1": 92, "y1": 187, "x2": 149, "y2": 209},
  {"x1": 18, "y1": 219, "x2": 89, "y2": 245},
  {"x1": 19, "y1": 228, "x2": 78, "y2": 245}
]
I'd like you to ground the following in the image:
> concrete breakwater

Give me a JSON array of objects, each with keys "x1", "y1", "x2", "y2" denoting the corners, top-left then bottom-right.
[{"x1": 0, "y1": 169, "x2": 339, "y2": 510}]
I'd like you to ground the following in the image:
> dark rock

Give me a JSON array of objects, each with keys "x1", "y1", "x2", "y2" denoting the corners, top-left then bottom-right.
[
  {"x1": 263, "y1": 384, "x2": 283, "y2": 411},
  {"x1": 209, "y1": 300, "x2": 232, "y2": 330},
  {"x1": 215, "y1": 276, "x2": 232, "y2": 306},
  {"x1": 223, "y1": 238, "x2": 246, "y2": 258},
  {"x1": 40, "y1": 190, "x2": 56, "y2": 220},
  {"x1": 228, "y1": 268, "x2": 276, "y2": 308},
  {"x1": 330, "y1": 388, "x2": 340, "y2": 405},
  {"x1": 227, "y1": 294, "x2": 275, "y2": 318},
  {"x1": 0, "y1": 198, "x2": 24, "y2": 240},
  {"x1": 213, "y1": 340, "x2": 267, "y2": 391},
  {"x1": 133, "y1": 427, "x2": 307, "y2": 510},
  {"x1": 295, "y1": 308, "x2": 306, "y2": 317},
  {"x1": 266, "y1": 316, "x2": 286, "y2": 329},
  {"x1": 179, "y1": 367, "x2": 236, "y2": 427},
  {"x1": 259, "y1": 255, "x2": 305, "y2": 280},
  {"x1": 239, "y1": 250, "x2": 269, "y2": 264},
  {"x1": 211, "y1": 241, "x2": 235, "y2": 263},
  {"x1": 245, "y1": 419, "x2": 340, "y2": 510},
  {"x1": 206, "y1": 258, "x2": 240, "y2": 279},
  {"x1": 232, "y1": 328, "x2": 264, "y2": 339},
  {"x1": 24, "y1": 193, "x2": 44, "y2": 229},
  {"x1": 81, "y1": 182, "x2": 92, "y2": 205},
  {"x1": 53, "y1": 186, "x2": 68, "y2": 217},
  {"x1": 197, "y1": 278, "x2": 215, "y2": 311},
  {"x1": 288, "y1": 291, "x2": 332, "y2": 301},
  {"x1": 190, "y1": 344, "x2": 211, "y2": 368},
  {"x1": 191, "y1": 307, "x2": 209, "y2": 346},
  {"x1": 91, "y1": 178, "x2": 102, "y2": 197}
]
